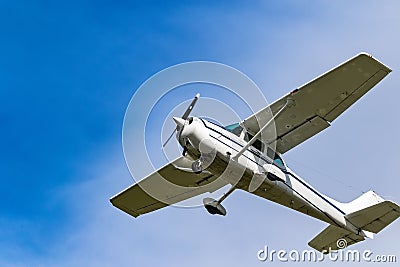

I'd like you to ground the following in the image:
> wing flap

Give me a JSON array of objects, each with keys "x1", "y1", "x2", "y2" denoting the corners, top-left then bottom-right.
[
  {"x1": 274, "y1": 115, "x2": 330, "y2": 154},
  {"x1": 110, "y1": 157, "x2": 228, "y2": 217}
]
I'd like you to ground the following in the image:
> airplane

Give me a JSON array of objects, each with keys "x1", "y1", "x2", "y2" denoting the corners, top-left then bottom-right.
[{"x1": 110, "y1": 53, "x2": 399, "y2": 253}]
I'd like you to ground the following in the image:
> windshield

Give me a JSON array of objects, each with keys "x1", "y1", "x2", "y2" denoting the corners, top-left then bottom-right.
[{"x1": 225, "y1": 123, "x2": 242, "y2": 137}]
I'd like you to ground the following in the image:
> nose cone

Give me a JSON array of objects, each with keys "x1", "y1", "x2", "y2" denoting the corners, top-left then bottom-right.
[{"x1": 173, "y1": 117, "x2": 185, "y2": 128}]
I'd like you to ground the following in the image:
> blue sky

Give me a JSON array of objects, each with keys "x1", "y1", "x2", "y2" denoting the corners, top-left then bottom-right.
[{"x1": 1, "y1": 1, "x2": 399, "y2": 266}]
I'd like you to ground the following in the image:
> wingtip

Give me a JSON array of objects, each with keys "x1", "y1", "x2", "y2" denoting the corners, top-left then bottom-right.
[
  {"x1": 357, "y1": 52, "x2": 392, "y2": 72},
  {"x1": 358, "y1": 51, "x2": 372, "y2": 57}
]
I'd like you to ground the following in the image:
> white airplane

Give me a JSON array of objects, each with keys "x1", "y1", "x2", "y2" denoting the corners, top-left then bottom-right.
[{"x1": 111, "y1": 53, "x2": 399, "y2": 252}]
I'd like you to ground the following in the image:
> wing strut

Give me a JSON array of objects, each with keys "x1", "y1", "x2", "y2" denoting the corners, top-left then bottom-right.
[{"x1": 232, "y1": 99, "x2": 293, "y2": 160}]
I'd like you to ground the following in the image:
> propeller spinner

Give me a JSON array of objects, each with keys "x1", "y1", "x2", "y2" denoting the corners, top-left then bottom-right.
[{"x1": 162, "y1": 93, "x2": 200, "y2": 148}]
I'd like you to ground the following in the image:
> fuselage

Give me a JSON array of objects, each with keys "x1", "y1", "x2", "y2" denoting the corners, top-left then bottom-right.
[{"x1": 177, "y1": 116, "x2": 362, "y2": 235}]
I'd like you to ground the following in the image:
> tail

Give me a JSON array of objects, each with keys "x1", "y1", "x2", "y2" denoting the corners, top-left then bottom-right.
[
  {"x1": 344, "y1": 191, "x2": 399, "y2": 235},
  {"x1": 309, "y1": 191, "x2": 400, "y2": 252}
]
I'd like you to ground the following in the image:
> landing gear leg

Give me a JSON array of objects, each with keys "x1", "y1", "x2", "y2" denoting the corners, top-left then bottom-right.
[
  {"x1": 182, "y1": 146, "x2": 188, "y2": 156},
  {"x1": 191, "y1": 153, "x2": 214, "y2": 174},
  {"x1": 203, "y1": 186, "x2": 236, "y2": 216}
]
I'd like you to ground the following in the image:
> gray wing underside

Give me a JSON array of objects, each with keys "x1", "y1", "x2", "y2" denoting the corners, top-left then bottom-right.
[
  {"x1": 110, "y1": 157, "x2": 227, "y2": 217},
  {"x1": 241, "y1": 53, "x2": 391, "y2": 154}
]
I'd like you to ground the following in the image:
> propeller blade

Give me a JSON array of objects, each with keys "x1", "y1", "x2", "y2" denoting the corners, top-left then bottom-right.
[
  {"x1": 161, "y1": 93, "x2": 200, "y2": 148},
  {"x1": 162, "y1": 128, "x2": 176, "y2": 148},
  {"x1": 181, "y1": 93, "x2": 200, "y2": 120}
]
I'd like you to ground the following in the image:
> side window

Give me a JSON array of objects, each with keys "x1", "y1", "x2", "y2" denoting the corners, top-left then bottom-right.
[
  {"x1": 273, "y1": 154, "x2": 284, "y2": 167},
  {"x1": 252, "y1": 139, "x2": 263, "y2": 152},
  {"x1": 245, "y1": 133, "x2": 263, "y2": 152},
  {"x1": 267, "y1": 147, "x2": 285, "y2": 168}
]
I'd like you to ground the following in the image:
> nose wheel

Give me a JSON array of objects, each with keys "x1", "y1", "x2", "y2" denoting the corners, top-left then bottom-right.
[
  {"x1": 191, "y1": 160, "x2": 203, "y2": 174},
  {"x1": 191, "y1": 153, "x2": 215, "y2": 174}
]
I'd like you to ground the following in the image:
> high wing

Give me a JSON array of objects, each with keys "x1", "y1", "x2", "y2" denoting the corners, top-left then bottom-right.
[
  {"x1": 241, "y1": 53, "x2": 391, "y2": 154},
  {"x1": 110, "y1": 157, "x2": 227, "y2": 217}
]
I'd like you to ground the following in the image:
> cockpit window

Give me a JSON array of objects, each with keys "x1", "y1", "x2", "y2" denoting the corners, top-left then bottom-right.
[{"x1": 225, "y1": 123, "x2": 243, "y2": 137}]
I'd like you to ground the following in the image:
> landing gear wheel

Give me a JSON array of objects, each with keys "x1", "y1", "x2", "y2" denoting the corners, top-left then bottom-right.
[
  {"x1": 191, "y1": 160, "x2": 203, "y2": 174},
  {"x1": 203, "y1": 197, "x2": 227, "y2": 216}
]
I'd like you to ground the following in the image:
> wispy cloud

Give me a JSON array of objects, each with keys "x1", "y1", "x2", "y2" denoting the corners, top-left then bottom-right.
[{"x1": 2, "y1": 1, "x2": 400, "y2": 266}]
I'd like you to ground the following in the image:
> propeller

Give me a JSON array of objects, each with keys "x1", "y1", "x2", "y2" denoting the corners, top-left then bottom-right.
[{"x1": 162, "y1": 93, "x2": 200, "y2": 148}]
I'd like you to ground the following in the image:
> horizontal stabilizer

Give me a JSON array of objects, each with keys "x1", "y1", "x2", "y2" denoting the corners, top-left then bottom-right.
[
  {"x1": 308, "y1": 225, "x2": 364, "y2": 253},
  {"x1": 345, "y1": 200, "x2": 400, "y2": 233},
  {"x1": 310, "y1": 196, "x2": 400, "y2": 253}
]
